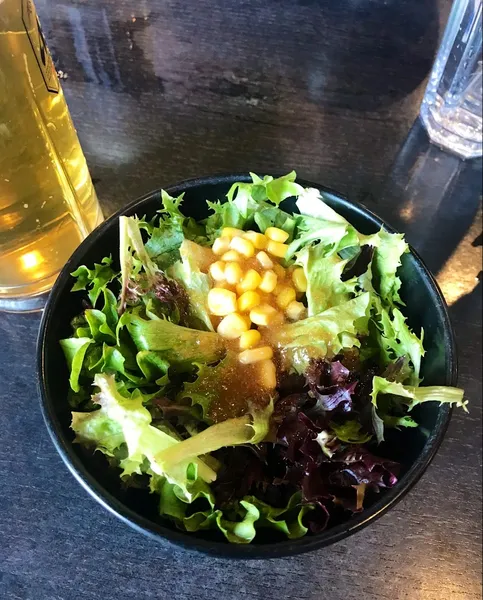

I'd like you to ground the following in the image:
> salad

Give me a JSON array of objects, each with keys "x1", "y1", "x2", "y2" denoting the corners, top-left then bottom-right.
[{"x1": 61, "y1": 172, "x2": 467, "y2": 544}]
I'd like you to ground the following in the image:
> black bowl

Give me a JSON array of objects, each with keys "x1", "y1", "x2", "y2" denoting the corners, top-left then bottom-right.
[{"x1": 37, "y1": 174, "x2": 457, "y2": 558}]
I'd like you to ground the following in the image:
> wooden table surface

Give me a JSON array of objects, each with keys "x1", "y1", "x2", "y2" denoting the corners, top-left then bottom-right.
[{"x1": 1, "y1": 1, "x2": 482, "y2": 599}]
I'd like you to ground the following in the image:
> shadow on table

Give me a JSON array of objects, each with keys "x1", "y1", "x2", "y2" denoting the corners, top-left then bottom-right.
[
  {"x1": 368, "y1": 120, "x2": 483, "y2": 331},
  {"x1": 374, "y1": 120, "x2": 483, "y2": 276},
  {"x1": 449, "y1": 278, "x2": 482, "y2": 323}
]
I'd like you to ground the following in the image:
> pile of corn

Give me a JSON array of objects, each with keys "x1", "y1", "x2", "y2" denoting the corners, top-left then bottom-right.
[{"x1": 207, "y1": 227, "x2": 307, "y2": 388}]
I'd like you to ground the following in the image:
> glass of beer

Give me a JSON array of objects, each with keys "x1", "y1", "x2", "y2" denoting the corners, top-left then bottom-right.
[{"x1": 0, "y1": 0, "x2": 104, "y2": 312}]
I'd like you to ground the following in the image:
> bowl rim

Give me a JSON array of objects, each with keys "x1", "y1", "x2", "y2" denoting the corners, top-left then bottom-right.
[{"x1": 37, "y1": 173, "x2": 457, "y2": 558}]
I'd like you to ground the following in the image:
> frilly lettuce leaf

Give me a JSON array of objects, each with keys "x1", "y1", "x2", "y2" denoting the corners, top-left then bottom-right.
[
  {"x1": 382, "y1": 415, "x2": 418, "y2": 429},
  {"x1": 158, "y1": 189, "x2": 185, "y2": 220},
  {"x1": 87, "y1": 342, "x2": 145, "y2": 384},
  {"x1": 245, "y1": 492, "x2": 312, "y2": 539},
  {"x1": 296, "y1": 243, "x2": 357, "y2": 315},
  {"x1": 356, "y1": 245, "x2": 424, "y2": 385},
  {"x1": 71, "y1": 256, "x2": 118, "y2": 307},
  {"x1": 204, "y1": 172, "x2": 303, "y2": 241},
  {"x1": 71, "y1": 409, "x2": 124, "y2": 457},
  {"x1": 135, "y1": 350, "x2": 170, "y2": 381},
  {"x1": 369, "y1": 229, "x2": 409, "y2": 306},
  {"x1": 169, "y1": 240, "x2": 215, "y2": 331},
  {"x1": 119, "y1": 211, "x2": 186, "y2": 301},
  {"x1": 370, "y1": 376, "x2": 467, "y2": 443},
  {"x1": 83, "y1": 309, "x2": 116, "y2": 344},
  {"x1": 288, "y1": 190, "x2": 407, "y2": 309},
  {"x1": 123, "y1": 312, "x2": 225, "y2": 365},
  {"x1": 204, "y1": 199, "x2": 246, "y2": 240},
  {"x1": 118, "y1": 215, "x2": 156, "y2": 310},
  {"x1": 152, "y1": 469, "x2": 260, "y2": 543},
  {"x1": 180, "y1": 356, "x2": 236, "y2": 420},
  {"x1": 227, "y1": 171, "x2": 303, "y2": 208},
  {"x1": 296, "y1": 186, "x2": 350, "y2": 223},
  {"x1": 150, "y1": 465, "x2": 311, "y2": 543},
  {"x1": 143, "y1": 215, "x2": 185, "y2": 271},
  {"x1": 329, "y1": 420, "x2": 373, "y2": 444},
  {"x1": 366, "y1": 302, "x2": 425, "y2": 385},
  {"x1": 287, "y1": 188, "x2": 360, "y2": 258},
  {"x1": 144, "y1": 190, "x2": 210, "y2": 268},
  {"x1": 377, "y1": 307, "x2": 425, "y2": 384},
  {"x1": 270, "y1": 292, "x2": 371, "y2": 373},
  {"x1": 149, "y1": 462, "x2": 216, "y2": 522},
  {"x1": 216, "y1": 500, "x2": 261, "y2": 543},
  {"x1": 153, "y1": 400, "x2": 273, "y2": 475},
  {"x1": 254, "y1": 207, "x2": 297, "y2": 242},
  {"x1": 371, "y1": 376, "x2": 467, "y2": 412},
  {"x1": 70, "y1": 288, "x2": 118, "y2": 341},
  {"x1": 60, "y1": 337, "x2": 93, "y2": 393},
  {"x1": 71, "y1": 373, "x2": 216, "y2": 486}
]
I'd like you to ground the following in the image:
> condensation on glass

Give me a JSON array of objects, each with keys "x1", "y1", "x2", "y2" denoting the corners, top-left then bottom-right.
[
  {"x1": 421, "y1": 0, "x2": 482, "y2": 159},
  {"x1": 0, "y1": 0, "x2": 103, "y2": 311}
]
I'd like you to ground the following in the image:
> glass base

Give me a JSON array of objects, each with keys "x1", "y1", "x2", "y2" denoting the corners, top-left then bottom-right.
[
  {"x1": 0, "y1": 272, "x2": 57, "y2": 312},
  {"x1": 420, "y1": 102, "x2": 482, "y2": 160},
  {"x1": 0, "y1": 290, "x2": 49, "y2": 312}
]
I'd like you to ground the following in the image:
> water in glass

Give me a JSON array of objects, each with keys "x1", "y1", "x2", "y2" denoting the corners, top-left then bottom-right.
[{"x1": 421, "y1": 0, "x2": 482, "y2": 159}]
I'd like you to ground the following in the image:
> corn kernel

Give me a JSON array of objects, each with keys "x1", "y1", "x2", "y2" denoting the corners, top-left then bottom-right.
[
  {"x1": 217, "y1": 312, "x2": 250, "y2": 339},
  {"x1": 207, "y1": 288, "x2": 237, "y2": 316},
  {"x1": 256, "y1": 251, "x2": 274, "y2": 269},
  {"x1": 249, "y1": 304, "x2": 279, "y2": 327},
  {"x1": 222, "y1": 227, "x2": 244, "y2": 239},
  {"x1": 212, "y1": 236, "x2": 231, "y2": 255},
  {"x1": 230, "y1": 236, "x2": 255, "y2": 258},
  {"x1": 292, "y1": 268, "x2": 307, "y2": 293},
  {"x1": 239, "y1": 345, "x2": 273, "y2": 364},
  {"x1": 272, "y1": 263, "x2": 286, "y2": 279},
  {"x1": 238, "y1": 290, "x2": 261, "y2": 312},
  {"x1": 258, "y1": 270, "x2": 278, "y2": 294},
  {"x1": 225, "y1": 262, "x2": 244, "y2": 285},
  {"x1": 243, "y1": 231, "x2": 267, "y2": 250},
  {"x1": 221, "y1": 250, "x2": 241, "y2": 262},
  {"x1": 267, "y1": 240, "x2": 288, "y2": 259},
  {"x1": 273, "y1": 283, "x2": 284, "y2": 295},
  {"x1": 209, "y1": 261, "x2": 226, "y2": 282},
  {"x1": 286, "y1": 300, "x2": 307, "y2": 321},
  {"x1": 258, "y1": 359, "x2": 277, "y2": 388},
  {"x1": 239, "y1": 329, "x2": 262, "y2": 350},
  {"x1": 265, "y1": 227, "x2": 289, "y2": 243},
  {"x1": 276, "y1": 286, "x2": 296, "y2": 309},
  {"x1": 237, "y1": 269, "x2": 262, "y2": 293}
]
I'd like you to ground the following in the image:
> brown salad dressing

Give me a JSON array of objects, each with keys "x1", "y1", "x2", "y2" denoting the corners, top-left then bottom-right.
[{"x1": 205, "y1": 331, "x2": 284, "y2": 423}]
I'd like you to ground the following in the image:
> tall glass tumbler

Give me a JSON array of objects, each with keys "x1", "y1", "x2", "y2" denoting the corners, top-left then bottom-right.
[
  {"x1": 0, "y1": 0, "x2": 104, "y2": 312},
  {"x1": 420, "y1": 0, "x2": 482, "y2": 159}
]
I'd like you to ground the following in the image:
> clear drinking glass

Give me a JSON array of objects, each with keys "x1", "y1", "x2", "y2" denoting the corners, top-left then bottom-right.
[
  {"x1": 0, "y1": 0, "x2": 104, "y2": 312},
  {"x1": 420, "y1": 0, "x2": 482, "y2": 159}
]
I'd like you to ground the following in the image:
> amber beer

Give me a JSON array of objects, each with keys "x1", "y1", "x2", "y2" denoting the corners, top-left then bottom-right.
[{"x1": 0, "y1": 0, "x2": 103, "y2": 310}]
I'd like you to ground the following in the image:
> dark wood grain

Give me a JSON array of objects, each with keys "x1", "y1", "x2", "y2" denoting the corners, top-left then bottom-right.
[{"x1": 1, "y1": 0, "x2": 481, "y2": 599}]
